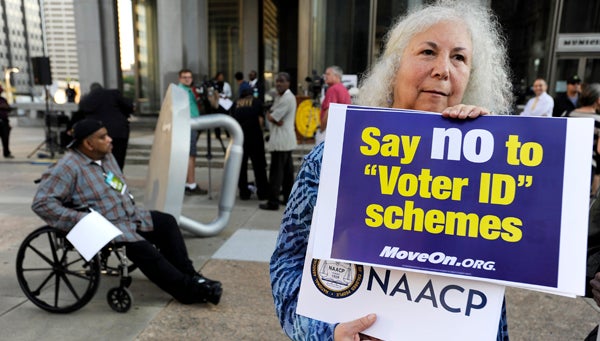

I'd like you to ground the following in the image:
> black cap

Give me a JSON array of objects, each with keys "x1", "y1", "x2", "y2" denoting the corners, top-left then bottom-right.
[
  {"x1": 567, "y1": 75, "x2": 581, "y2": 84},
  {"x1": 67, "y1": 119, "x2": 105, "y2": 148}
]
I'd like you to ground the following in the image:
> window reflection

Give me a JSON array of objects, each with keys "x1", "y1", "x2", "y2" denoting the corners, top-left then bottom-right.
[
  {"x1": 208, "y1": 0, "x2": 241, "y2": 89},
  {"x1": 133, "y1": 0, "x2": 159, "y2": 113},
  {"x1": 560, "y1": 0, "x2": 600, "y2": 33}
]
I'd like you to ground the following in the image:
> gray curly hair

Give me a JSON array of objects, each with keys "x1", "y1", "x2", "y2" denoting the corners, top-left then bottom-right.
[{"x1": 356, "y1": 0, "x2": 513, "y2": 115}]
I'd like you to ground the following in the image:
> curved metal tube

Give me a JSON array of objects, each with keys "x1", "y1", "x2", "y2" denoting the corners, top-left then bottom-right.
[{"x1": 179, "y1": 114, "x2": 244, "y2": 237}]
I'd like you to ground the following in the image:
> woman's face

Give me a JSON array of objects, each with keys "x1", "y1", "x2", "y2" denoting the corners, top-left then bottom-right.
[{"x1": 392, "y1": 21, "x2": 472, "y2": 113}]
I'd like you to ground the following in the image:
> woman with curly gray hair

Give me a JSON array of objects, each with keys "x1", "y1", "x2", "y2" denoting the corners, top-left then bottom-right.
[
  {"x1": 270, "y1": 1, "x2": 511, "y2": 340},
  {"x1": 358, "y1": 0, "x2": 512, "y2": 116}
]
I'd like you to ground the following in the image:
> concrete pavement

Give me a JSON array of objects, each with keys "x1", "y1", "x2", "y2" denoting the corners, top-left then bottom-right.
[{"x1": 0, "y1": 119, "x2": 599, "y2": 340}]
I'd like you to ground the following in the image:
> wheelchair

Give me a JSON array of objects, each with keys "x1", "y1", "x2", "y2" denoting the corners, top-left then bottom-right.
[{"x1": 16, "y1": 225, "x2": 136, "y2": 313}]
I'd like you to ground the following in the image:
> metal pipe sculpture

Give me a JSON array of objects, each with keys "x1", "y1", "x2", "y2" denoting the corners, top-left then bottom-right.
[{"x1": 144, "y1": 84, "x2": 243, "y2": 237}]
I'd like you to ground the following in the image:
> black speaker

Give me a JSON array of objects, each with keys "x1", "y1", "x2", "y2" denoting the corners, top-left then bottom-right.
[{"x1": 31, "y1": 57, "x2": 52, "y2": 85}]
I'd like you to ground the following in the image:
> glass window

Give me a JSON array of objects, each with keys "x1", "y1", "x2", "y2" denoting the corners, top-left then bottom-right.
[
  {"x1": 492, "y1": 1, "x2": 554, "y2": 104},
  {"x1": 118, "y1": 0, "x2": 135, "y2": 100},
  {"x1": 585, "y1": 58, "x2": 600, "y2": 84},
  {"x1": 554, "y1": 58, "x2": 579, "y2": 92},
  {"x1": 311, "y1": 0, "x2": 372, "y2": 77},
  {"x1": 208, "y1": 0, "x2": 241, "y2": 88},
  {"x1": 560, "y1": 0, "x2": 600, "y2": 33},
  {"x1": 132, "y1": 0, "x2": 159, "y2": 113},
  {"x1": 263, "y1": 0, "x2": 278, "y2": 97},
  {"x1": 374, "y1": 0, "x2": 408, "y2": 61}
]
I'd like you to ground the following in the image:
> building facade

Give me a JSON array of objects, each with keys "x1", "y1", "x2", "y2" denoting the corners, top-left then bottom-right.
[
  {"x1": 0, "y1": 0, "x2": 44, "y2": 97},
  {"x1": 70, "y1": 0, "x2": 600, "y2": 114},
  {"x1": 0, "y1": 0, "x2": 79, "y2": 102},
  {"x1": 42, "y1": 0, "x2": 78, "y2": 85}
]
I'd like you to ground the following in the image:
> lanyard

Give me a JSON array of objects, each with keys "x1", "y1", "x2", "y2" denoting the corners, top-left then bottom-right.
[{"x1": 95, "y1": 162, "x2": 128, "y2": 195}]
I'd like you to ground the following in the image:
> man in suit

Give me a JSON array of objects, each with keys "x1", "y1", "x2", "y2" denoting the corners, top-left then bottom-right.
[
  {"x1": 248, "y1": 70, "x2": 265, "y2": 103},
  {"x1": 78, "y1": 82, "x2": 134, "y2": 170}
]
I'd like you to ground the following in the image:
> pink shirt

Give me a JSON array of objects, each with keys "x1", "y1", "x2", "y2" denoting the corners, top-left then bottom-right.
[{"x1": 321, "y1": 82, "x2": 351, "y2": 122}]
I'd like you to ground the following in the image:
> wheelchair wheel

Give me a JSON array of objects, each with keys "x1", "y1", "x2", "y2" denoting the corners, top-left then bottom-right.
[
  {"x1": 107, "y1": 287, "x2": 133, "y2": 313},
  {"x1": 15, "y1": 226, "x2": 101, "y2": 313}
]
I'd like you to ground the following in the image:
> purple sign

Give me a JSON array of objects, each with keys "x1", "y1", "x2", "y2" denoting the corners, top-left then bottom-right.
[{"x1": 330, "y1": 107, "x2": 568, "y2": 287}]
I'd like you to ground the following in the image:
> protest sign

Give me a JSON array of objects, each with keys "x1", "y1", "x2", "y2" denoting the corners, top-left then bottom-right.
[
  {"x1": 312, "y1": 104, "x2": 592, "y2": 295},
  {"x1": 299, "y1": 208, "x2": 505, "y2": 341}
]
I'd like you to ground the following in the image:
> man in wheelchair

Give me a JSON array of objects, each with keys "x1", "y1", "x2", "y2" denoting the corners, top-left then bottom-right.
[{"x1": 31, "y1": 119, "x2": 222, "y2": 305}]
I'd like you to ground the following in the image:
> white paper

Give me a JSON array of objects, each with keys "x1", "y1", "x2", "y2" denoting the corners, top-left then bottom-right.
[
  {"x1": 299, "y1": 205, "x2": 505, "y2": 341},
  {"x1": 66, "y1": 210, "x2": 123, "y2": 261},
  {"x1": 219, "y1": 97, "x2": 233, "y2": 111}
]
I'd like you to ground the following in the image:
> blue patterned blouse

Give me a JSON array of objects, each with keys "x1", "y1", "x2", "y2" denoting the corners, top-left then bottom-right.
[{"x1": 270, "y1": 142, "x2": 509, "y2": 340}]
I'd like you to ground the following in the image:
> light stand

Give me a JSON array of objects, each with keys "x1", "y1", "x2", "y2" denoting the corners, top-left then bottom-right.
[{"x1": 27, "y1": 85, "x2": 56, "y2": 159}]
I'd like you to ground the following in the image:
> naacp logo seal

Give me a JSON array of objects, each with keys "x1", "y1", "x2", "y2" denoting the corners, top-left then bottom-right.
[{"x1": 310, "y1": 258, "x2": 363, "y2": 299}]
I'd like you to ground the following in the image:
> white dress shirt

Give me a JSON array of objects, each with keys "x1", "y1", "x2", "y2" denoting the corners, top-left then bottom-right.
[{"x1": 521, "y1": 92, "x2": 554, "y2": 117}]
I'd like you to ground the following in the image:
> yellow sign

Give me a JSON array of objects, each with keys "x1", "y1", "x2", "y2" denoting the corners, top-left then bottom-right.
[{"x1": 295, "y1": 99, "x2": 320, "y2": 138}]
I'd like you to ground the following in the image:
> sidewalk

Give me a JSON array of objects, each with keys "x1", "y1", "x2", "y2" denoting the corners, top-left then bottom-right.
[{"x1": 0, "y1": 121, "x2": 599, "y2": 340}]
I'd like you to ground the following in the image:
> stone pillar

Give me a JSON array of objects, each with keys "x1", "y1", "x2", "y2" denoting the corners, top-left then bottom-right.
[
  {"x1": 73, "y1": 0, "x2": 120, "y2": 94},
  {"x1": 242, "y1": 0, "x2": 259, "y2": 75},
  {"x1": 297, "y1": 0, "x2": 311, "y2": 94},
  {"x1": 156, "y1": 0, "x2": 183, "y2": 97},
  {"x1": 157, "y1": 0, "x2": 209, "y2": 99}
]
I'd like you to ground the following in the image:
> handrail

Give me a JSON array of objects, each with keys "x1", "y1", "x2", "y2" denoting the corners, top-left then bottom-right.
[{"x1": 179, "y1": 115, "x2": 244, "y2": 236}]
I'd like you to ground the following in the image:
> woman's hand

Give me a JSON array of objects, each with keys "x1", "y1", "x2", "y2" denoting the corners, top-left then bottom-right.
[
  {"x1": 334, "y1": 314, "x2": 380, "y2": 341},
  {"x1": 441, "y1": 105, "x2": 490, "y2": 119}
]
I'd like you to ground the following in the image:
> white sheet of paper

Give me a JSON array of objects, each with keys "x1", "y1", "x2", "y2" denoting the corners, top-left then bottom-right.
[
  {"x1": 66, "y1": 210, "x2": 123, "y2": 261},
  {"x1": 219, "y1": 97, "x2": 233, "y2": 111},
  {"x1": 299, "y1": 206, "x2": 505, "y2": 341}
]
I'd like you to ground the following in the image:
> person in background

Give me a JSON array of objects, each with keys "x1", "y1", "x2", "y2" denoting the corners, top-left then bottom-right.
[
  {"x1": 178, "y1": 69, "x2": 208, "y2": 195},
  {"x1": 213, "y1": 71, "x2": 232, "y2": 141},
  {"x1": 553, "y1": 74, "x2": 581, "y2": 117},
  {"x1": 259, "y1": 72, "x2": 297, "y2": 211},
  {"x1": 0, "y1": 85, "x2": 14, "y2": 158},
  {"x1": 234, "y1": 71, "x2": 251, "y2": 100},
  {"x1": 78, "y1": 82, "x2": 133, "y2": 170},
  {"x1": 520, "y1": 78, "x2": 553, "y2": 117},
  {"x1": 32, "y1": 119, "x2": 222, "y2": 306},
  {"x1": 566, "y1": 83, "x2": 600, "y2": 195},
  {"x1": 231, "y1": 87, "x2": 269, "y2": 200},
  {"x1": 270, "y1": 1, "x2": 512, "y2": 339},
  {"x1": 248, "y1": 70, "x2": 265, "y2": 103},
  {"x1": 65, "y1": 83, "x2": 76, "y2": 103},
  {"x1": 315, "y1": 65, "x2": 352, "y2": 144},
  {"x1": 214, "y1": 71, "x2": 233, "y2": 104}
]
